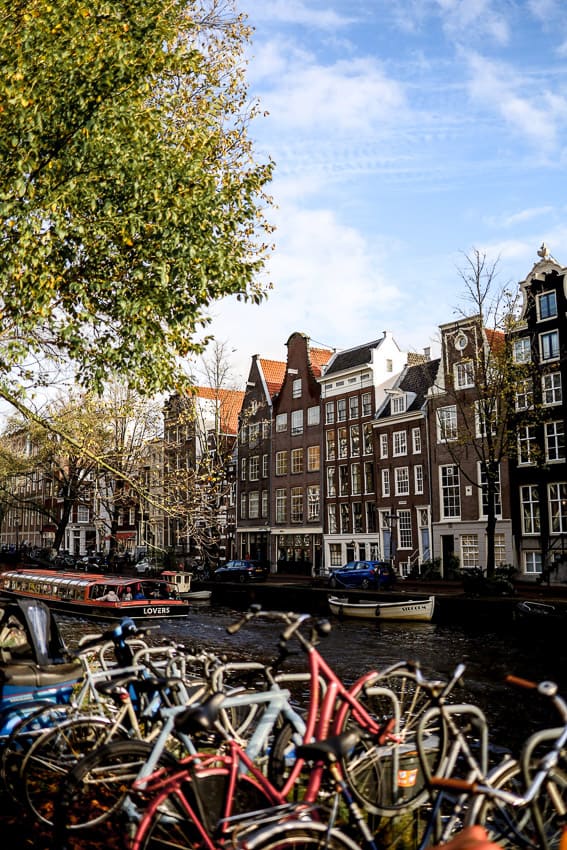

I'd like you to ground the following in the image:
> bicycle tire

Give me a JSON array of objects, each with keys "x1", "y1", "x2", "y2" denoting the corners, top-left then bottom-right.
[
  {"x1": 53, "y1": 738, "x2": 178, "y2": 839},
  {"x1": 133, "y1": 767, "x2": 280, "y2": 850},
  {"x1": 22, "y1": 714, "x2": 125, "y2": 826},
  {"x1": 231, "y1": 820, "x2": 361, "y2": 850},
  {"x1": 466, "y1": 758, "x2": 567, "y2": 850},
  {"x1": 0, "y1": 702, "x2": 75, "y2": 801},
  {"x1": 339, "y1": 668, "x2": 446, "y2": 816}
]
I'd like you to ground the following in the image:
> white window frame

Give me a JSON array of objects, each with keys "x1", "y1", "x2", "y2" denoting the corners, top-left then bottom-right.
[
  {"x1": 412, "y1": 427, "x2": 422, "y2": 454},
  {"x1": 292, "y1": 378, "x2": 302, "y2": 398},
  {"x1": 307, "y1": 405, "x2": 320, "y2": 426},
  {"x1": 521, "y1": 485, "x2": 540, "y2": 534},
  {"x1": 540, "y1": 330, "x2": 559, "y2": 362},
  {"x1": 537, "y1": 290, "x2": 557, "y2": 321},
  {"x1": 291, "y1": 448, "x2": 304, "y2": 474},
  {"x1": 542, "y1": 372, "x2": 562, "y2": 406},
  {"x1": 380, "y1": 433, "x2": 388, "y2": 459},
  {"x1": 440, "y1": 464, "x2": 460, "y2": 519},
  {"x1": 307, "y1": 445, "x2": 320, "y2": 472},
  {"x1": 414, "y1": 464, "x2": 424, "y2": 495},
  {"x1": 392, "y1": 395, "x2": 406, "y2": 414},
  {"x1": 381, "y1": 468, "x2": 390, "y2": 497},
  {"x1": 549, "y1": 482, "x2": 567, "y2": 534},
  {"x1": 545, "y1": 420, "x2": 565, "y2": 463},
  {"x1": 454, "y1": 361, "x2": 474, "y2": 389},
  {"x1": 394, "y1": 466, "x2": 410, "y2": 496},
  {"x1": 291, "y1": 409, "x2": 304, "y2": 435},
  {"x1": 249, "y1": 455, "x2": 260, "y2": 481},
  {"x1": 275, "y1": 413, "x2": 287, "y2": 432},
  {"x1": 325, "y1": 401, "x2": 335, "y2": 424},
  {"x1": 393, "y1": 430, "x2": 407, "y2": 457},
  {"x1": 513, "y1": 337, "x2": 531, "y2": 363},
  {"x1": 275, "y1": 451, "x2": 288, "y2": 476},
  {"x1": 437, "y1": 406, "x2": 457, "y2": 442}
]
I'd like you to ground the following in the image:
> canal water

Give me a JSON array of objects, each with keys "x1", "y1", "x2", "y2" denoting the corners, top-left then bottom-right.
[{"x1": 57, "y1": 603, "x2": 567, "y2": 753}]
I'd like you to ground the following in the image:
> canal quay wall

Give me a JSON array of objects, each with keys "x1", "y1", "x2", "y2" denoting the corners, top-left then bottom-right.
[{"x1": 205, "y1": 575, "x2": 567, "y2": 629}]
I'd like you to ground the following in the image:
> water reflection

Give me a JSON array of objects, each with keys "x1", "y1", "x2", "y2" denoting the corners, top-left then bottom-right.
[{"x1": 57, "y1": 605, "x2": 567, "y2": 751}]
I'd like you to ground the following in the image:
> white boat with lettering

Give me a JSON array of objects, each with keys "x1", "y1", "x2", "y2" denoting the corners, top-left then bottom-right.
[
  {"x1": 328, "y1": 595, "x2": 435, "y2": 622},
  {"x1": 0, "y1": 568, "x2": 190, "y2": 621},
  {"x1": 161, "y1": 571, "x2": 212, "y2": 602}
]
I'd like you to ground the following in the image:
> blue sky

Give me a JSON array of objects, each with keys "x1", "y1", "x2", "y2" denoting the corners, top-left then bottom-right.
[{"x1": 207, "y1": 0, "x2": 567, "y2": 381}]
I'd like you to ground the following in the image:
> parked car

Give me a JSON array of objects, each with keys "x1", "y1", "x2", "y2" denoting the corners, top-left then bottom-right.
[
  {"x1": 328, "y1": 560, "x2": 396, "y2": 590},
  {"x1": 134, "y1": 558, "x2": 160, "y2": 575},
  {"x1": 213, "y1": 559, "x2": 268, "y2": 583}
]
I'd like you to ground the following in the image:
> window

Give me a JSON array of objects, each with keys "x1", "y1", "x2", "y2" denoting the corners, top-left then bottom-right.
[
  {"x1": 77, "y1": 505, "x2": 89, "y2": 523},
  {"x1": 326, "y1": 431, "x2": 336, "y2": 460},
  {"x1": 240, "y1": 458, "x2": 246, "y2": 481},
  {"x1": 549, "y1": 483, "x2": 567, "y2": 533},
  {"x1": 275, "y1": 489, "x2": 287, "y2": 523},
  {"x1": 327, "y1": 466, "x2": 336, "y2": 497},
  {"x1": 249, "y1": 423, "x2": 259, "y2": 446},
  {"x1": 291, "y1": 448, "x2": 304, "y2": 474},
  {"x1": 381, "y1": 469, "x2": 390, "y2": 497},
  {"x1": 437, "y1": 406, "x2": 457, "y2": 441},
  {"x1": 249, "y1": 455, "x2": 260, "y2": 481},
  {"x1": 306, "y1": 406, "x2": 320, "y2": 427},
  {"x1": 538, "y1": 290, "x2": 557, "y2": 320},
  {"x1": 340, "y1": 503, "x2": 350, "y2": 534},
  {"x1": 366, "y1": 502, "x2": 377, "y2": 533},
  {"x1": 363, "y1": 423, "x2": 372, "y2": 454},
  {"x1": 392, "y1": 395, "x2": 406, "y2": 414},
  {"x1": 441, "y1": 465, "x2": 460, "y2": 519},
  {"x1": 262, "y1": 421, "x2": 271, "y2": 439},
  {"x1": 540, "y1": 330, "x2": 559, "y2": 362},
  {"x1": 328, "y1": 506, "x2": 338, "y2": 535},
  {"x1": 542, "y1": 373, "x2": 562, "y2": 406},
  {"x1": 395, "y1": 466, "x2": 410, "y2": 496},
  {"x1": 339, "y1": 465, "x2": 349, "y2": 496},
  {"x1": 513, "y1": 337, "x2": 531, "y2": 363},
  {"x1": 351, "y1": 464, "x2": 362, "y2": 495},
  {"x1": 545, "y1": 421, "x2": 565, "y2": 462},
  {"x1": 524, "y1": 552, "x2": 542, "y2": 574},
  {"x1": 261, "y1": 491, "x2": 268, "y2": 518},
  {"x1": 364, "y1": 461, "x2": 374, "y2": 493},
  {"x1": 291, "y1": 410, "x2": 304, "y2": 435},
  {"x1": 329, "y1": 542, "x2": 341, "y2": 564},
  {"x1": 412, "y1": 427, "x2": 422, "y2": 454},
  {"x1": 398, "y1": 510, "x2": 412, "y2": 549},
  {"x1": 518, "y1": 425, "x2": 537, "y2": 465},
  {"x1": 307, "y1": 485, "x2": 320, "y2": 521},
  {"x1": 325, "y1": 401, "x2": 335, "y2": 424},
  {"x1": 349, "y1": 396, "x2": 359, "y2": 419},
  {"x1": 338, "y1": 427, "x2": 348, "y2": 458},
  {"x1": 521, "y1": 485, "x2": 540, "y2": 534},
  {"x1": 380, "y1": 433, "x2": 388, "y2": 459},
  {"x1": 362, "y1": 393, "x2": 372, "y2": 416},
  {"x1": 307, "y1": 445, "x2": 320, "y2": 472},
  {"x1": 515, "y1": 379, "x2": 533, "y2": 411},
  {"x1": 461, "y1": 534, "x2": 479, "y2": 569},
  {"x1": 386, "y1": 359, "x2": 393, "y2": 372},
  {"x1": 276, "y1": 413, "x2": 287, "y2": 432},
  {"x1": 454, "y1": 361, "x2": 474, "y2": 389},
  {"x1": 262, "y1": 454, "x2": 269, "y2": 478},
  {"x1": 292, "y1": 378, "x2": 302, "y2": 398},
  {"x1": 350, "y1": 425, "x2": 360, "y2": 456},
  {"x1": 240, "y1": 493, "x2": 247, "y2": 519},
  {"x1": 414, "y1": 464, "x2": 424, "y2": 495},
  {"x1": 475, "y1": 398, "x2": 497, "y2": 439},
  {"x1": 239, "y1": 425, "x2": 248, "y2": 445},
  {"x1": 494, "y1": 533, "x2": 506, "y2": 567},
  {"x1": 337, "y1": 399, "x2": 347, "y2": 422},
  {"x1": 275, "y1": 451, "x2": 288, "y2": 476},
  {"x1": 480, "y1": 464, "x2": 501, "y2": 518},
  {"x1": 393, "y1": 430, "x2": 407, "y2": 456},
  {"x1": 248, "y1": 491, "x2": 259, "y2": 519},
  {"x1": 352, "y1": 502, "x2": 363, "y2": 534}
]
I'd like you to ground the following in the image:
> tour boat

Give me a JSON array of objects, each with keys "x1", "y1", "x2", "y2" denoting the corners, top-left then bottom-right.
[
  {"x1": 0, "y1": 568, "x2": 190, "y2": 621},
  {"x1": 161, "y1": 570, "x2": 212, "y2": 602},
  {"x1": 328, "y1": 595, "x2": 435, "y2": 622}
]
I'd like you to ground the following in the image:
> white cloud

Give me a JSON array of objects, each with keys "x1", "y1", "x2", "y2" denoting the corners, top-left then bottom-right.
[
  {"x1": 485, "y1": 206, "x2": 555, "y2": 228},
  {"x1": 464, "y1": 51, "x2": 560, "y2": 150},
  {"x1": 260, "y1": 57, "x2": 407, "y2": 134},
  {"x1": 244, "y1": 0, "x2": 354, "y2": 30},
  {"x1": 435, "y1": 0, "x2": 510, "y2": 45}
]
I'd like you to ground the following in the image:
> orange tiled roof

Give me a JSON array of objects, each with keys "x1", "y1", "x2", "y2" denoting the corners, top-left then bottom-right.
[
  {"x1": 486, "y1": 328, "x2": 505, "y2": 354},
  {"x1": 259, "y1": 358, "x2": 286, "y2": 396},
  {"x1": 309, "y1": 347, "x2": 334, "y2": 377},
  {"x1": 195, "y1": 386, "x2": 244, "y2": 435}
]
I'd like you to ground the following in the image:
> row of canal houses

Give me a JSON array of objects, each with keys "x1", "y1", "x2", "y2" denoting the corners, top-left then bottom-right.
[{"x1": 237, "y1": 247, "x2": 567, "y2": 581}]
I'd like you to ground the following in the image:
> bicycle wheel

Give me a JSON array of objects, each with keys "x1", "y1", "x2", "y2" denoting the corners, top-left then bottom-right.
[
  {"x1": 231, "y1": 820, "x2": 361, "y2": 850},
  {"x1": 54, "y1": 738, "x2": 178, "y2": 835},
  {"x1": 466, "y1": 759, "x2": 567, "y2": 849},
  {"x1": 0, "y1": 702, "x2": 74, "y2": 801},
  {"x1": 339, "y1": 669, "x2": 446, "y2": 816},
  {"x1": 22, "y1": 715, "x2": 123, "y2": 826},
  {"x1": 134, "y1": 768, "x2": 280, "y2": 850}
]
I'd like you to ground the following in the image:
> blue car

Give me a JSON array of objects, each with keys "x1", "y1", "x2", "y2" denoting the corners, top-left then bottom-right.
[
  {"x1": 328, "y1": 560, "x2": 395, "y2": 590},
  {"x1": 213, "y1": 559, "x2": 268, "y2": 583}
]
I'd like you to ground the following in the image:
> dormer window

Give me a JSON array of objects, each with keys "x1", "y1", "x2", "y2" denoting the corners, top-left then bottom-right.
[{"x1": 391, "y1": 395, "x2": 406, "y2": 414}]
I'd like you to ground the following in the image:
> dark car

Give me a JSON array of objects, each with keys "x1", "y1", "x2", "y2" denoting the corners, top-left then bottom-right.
[
  {"x1": 213, "y1": 559, "x2": 268, "y2": 583},
  {"x1": 328, "y1": 560, "x2": 396, "y2": 590}
]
